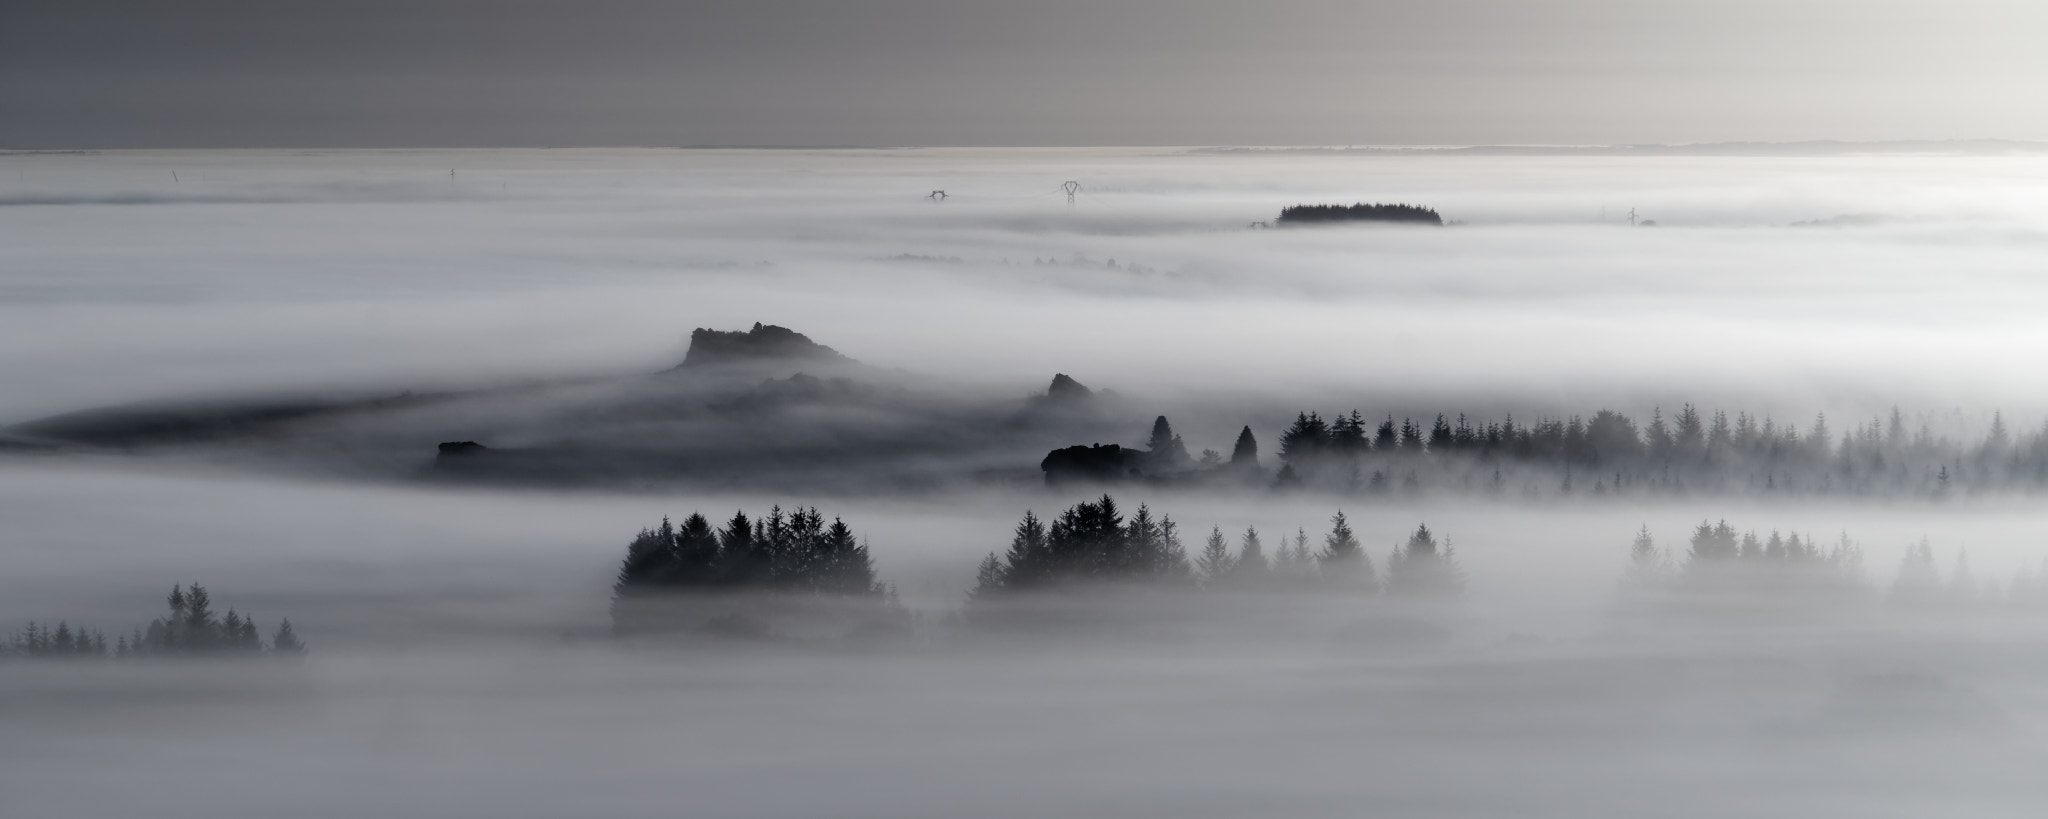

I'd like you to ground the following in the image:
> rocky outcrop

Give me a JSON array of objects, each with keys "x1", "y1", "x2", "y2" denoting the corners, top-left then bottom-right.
[
  {"x1": 1045, "y1": 373, "x2": 1092, "y2": 403},
  {"x1": 678, "y1": 323, "x2": 852, "y2": 369}
]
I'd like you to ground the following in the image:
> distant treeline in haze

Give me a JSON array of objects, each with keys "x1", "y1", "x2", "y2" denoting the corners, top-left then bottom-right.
[
  {"x1": 1047, "y1": 408, "x2": 2048, "y2": 498},
  {"x1": 6, "y1": 583, "x2": 305, "y2": 661}
]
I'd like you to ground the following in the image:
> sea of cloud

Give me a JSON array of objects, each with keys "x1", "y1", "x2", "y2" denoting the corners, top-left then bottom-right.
[
  {"x1": 5, "y1": 148, "x2": 2048, "y2": 430},
  {"x1": 7, "y1": 148, "x2": 2048, "y2": 817}
]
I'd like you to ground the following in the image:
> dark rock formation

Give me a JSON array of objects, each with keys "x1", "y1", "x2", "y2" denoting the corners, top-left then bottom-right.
[
  {"x1": 1040, "y1": 443, "x2": 1140, "y2": 486},
  {"x1": 1045, "y1": 373, "x2": 1093, "y2": 403},
  {"x1": 678, "y1": 323, "x2": 852, "y2": 369}
]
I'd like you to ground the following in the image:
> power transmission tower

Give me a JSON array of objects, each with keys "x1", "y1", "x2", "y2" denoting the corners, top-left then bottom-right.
[
  {"x1": 927, "y1": 190, "x2": 948, "y2": 201},
  {"x1": 1628, "y1": 208, "x2": 1637, "y2": 227},
  {"x1": 1063, "y1": 181, "x2": 1080, "y2": 204}
]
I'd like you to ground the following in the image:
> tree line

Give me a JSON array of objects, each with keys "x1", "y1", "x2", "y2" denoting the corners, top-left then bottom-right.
[
  {"x1": 1051, "y1": 408, "x2": 2048, "y2": 498},
  {"x1": 1621, "y1": 520, "x2": 2048, "y2": 612},
  {"x1": 6, "y1": 583, "x2": 305, "y2": 661},
  {"x1": 969, "y1": 495, "x2": 1463, "y2": 599},
  {"x1": 609, "y1": 496, "x2": 1467, "y2": 636}
]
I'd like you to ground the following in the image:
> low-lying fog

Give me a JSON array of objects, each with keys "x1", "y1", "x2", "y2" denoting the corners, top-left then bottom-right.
[
  {"x1": 5, "y1": 147, "x2": 2048, "y2": 423},
  {"x1": 7, "y1": 148, "x2": 2048, "y2": 817},
  {"x1": 7, "y1": 460, "x2": 2048, "y2": 817}
]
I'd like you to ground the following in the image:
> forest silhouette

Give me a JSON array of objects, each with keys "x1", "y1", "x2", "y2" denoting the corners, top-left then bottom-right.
[
  {"x1": 1045, "y1": 408, "x2": 2048, "y2": 499},
  {"x1": 7, "y1": 583, "x2": 304, "y2": 661}
]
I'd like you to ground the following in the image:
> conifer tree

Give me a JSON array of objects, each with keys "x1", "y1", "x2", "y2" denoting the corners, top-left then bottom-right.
[
  {"x1": 1229, "y1": 426, "x2": 1260, "y2": 470},
  {"x1": 1428, "y1": 415, "x2": 1453, "y2": 451},
  {"x1": 1400, "y1": 418, "x2": 1423, "y2": 451},
  {"x1": 1374, "y1": 416, "x2": 1397, "y2": 450},
  {"x1": 613, "y1": 519, "x2": 677, "y2": 602},
  {"x1": 1385, "y1": 524, "x2": 1463, "y2": 597},
  {"x1": 1001, "y1": 511, "x2": 1050, "y2": 588},
  {"x1": 1330, "y1": 411, "x2": 1369, "y2": 455},
  {"x1": 1625, "y1": 525, "x2": 1665, "y2": 585},
  {"x1": 183, "y1": 584, "x2": 216, "y2": 652},
  {"x1": 1197, "y1": 526, "x2": 1235, "y2": 586},
  {"x1": 1146, "y1": 416, "x2": 1193, "y2": 470},
  {"x1": 971, "y1": 553, "x2": 1007, "y2": 598},
  {"x1": 1232, "y1": 526, "x2": 1270, "y2": 582},
  {"x1": 673, "y1": 513, "x2": 721, "y2": 587},
  {"x1": 1279, "y1": 413, "x2": 1329, "y2": 465},
  {"x1": 1317, "y1": 512, "x2": 1378, "y2": 592},
  {"x1": 1675, "y1": 404, "x2": 1705, "y2": 456},
  {"x1": 270, "y1": 619, "x2": 306, "y2": 658},
  {"x1": 1156, "y1": 517, "x2": 1192, "y2": 582},
  {"x1": 1646, "y1": 408, "x2": 1673, "y2": 460},
  {"x1": 1683, "y1": 520, "x2": 1740, "y2": 567},
  {"x1": 716, "y1": 510, "x2": 756, "y2": 586}
]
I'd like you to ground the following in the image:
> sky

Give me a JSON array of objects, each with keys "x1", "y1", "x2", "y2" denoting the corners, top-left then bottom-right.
[{"x1": 6, "y1": 0, "x2": 2048, "y2": 148}]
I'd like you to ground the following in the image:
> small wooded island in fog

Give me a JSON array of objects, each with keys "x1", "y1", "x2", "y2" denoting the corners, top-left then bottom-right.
[{"x1": 1276, "y1": 202, "x2": 1444, "y2": 226}]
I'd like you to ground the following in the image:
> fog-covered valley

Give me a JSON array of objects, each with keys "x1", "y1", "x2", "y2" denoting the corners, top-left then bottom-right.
[{"x1": 8, "y1": 147, "x2": 2048, "y2": 817}]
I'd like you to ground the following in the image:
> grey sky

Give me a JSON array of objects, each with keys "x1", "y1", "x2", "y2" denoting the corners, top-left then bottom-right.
[{"x1": 5, "y1": 1, "x2": 2047, "y2": 148}]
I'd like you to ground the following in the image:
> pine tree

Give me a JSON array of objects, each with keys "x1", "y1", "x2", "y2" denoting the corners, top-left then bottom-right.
[
  {"x1": 183, "y1": 584, "x2": 216, "y2": 652},
  {"x1": 1386, "y1": 524, "x2": 1463, "y2": 597},
  {"x1": 1001, "y1": 511, "x2": 1050, "y2": 588},
  {"x1": 716, "y1": 510, "x2": 756, "y2": 586},
  {"x1": 1317, "y1": 512, "x2": 1377, "y2": 592},
  {"x1": 1279, "y1": 413, "x2": 1329, "y2": 465},
  {"x1": 1808, "y1": 414, "x2": 1833, "y2": 460},
  {"x1": 1231, "y1": 526, "x2": 1270, "y2": 582},
  {"x1": 1330, "y1": 411, "x2": 1369, "y2": 456},
  {"x1": 1675, "y1": 404, "x2": 1705, "y2": 456},
  {"x1": 1156, "y1": 517, "x2": 1192, "y2": 582},
  {"x1": 1146, "y1": 416, "x2": 1192, "y2": 470},
  {"x1": 1229, "y1": 426, "x2": 1260, "y2": 471},
  {"x1": 1683, "y1": 520, "x2": 1740, "y2": 567},
  {"x1": 612, "y1": 520, "x2": 676, "y2": 600},
  {"x1": 673, "y1": 513, "x2": 721, "y2": 587},
  {"x1": 1428, "y1": 415, "x2": 1453, "y2": 451},
  {"x1": 971, "y1": 553, "x2": 1007, "y2": 598},
  {"x1": 1646, "y1": 408, "x2": 1673, "y2": 460},
  {"x1": 1375, "y1": 416, "x2": 1398, "y2": 450},
  {"x1": 1624, "y1": 525, "x2": 1665, "y2": 585},
  {"x1": 1197, "y1": 526, "x2": 1235, "y2": 586},
  {"x1": 800, "y1": 516, "x2": 874, "y2": 595},
  {"x1": 270, "y1": 619, "x2": 306, "y2": 658}
]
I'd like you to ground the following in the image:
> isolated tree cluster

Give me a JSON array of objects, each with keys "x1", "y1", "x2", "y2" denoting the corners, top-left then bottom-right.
[
  {"x1": 6, "y1": 583, "x2": 305, "y2": 661},
  {"x1": 1276, "y1": 203, "x2": 1444, "y2": 226},
  {"x1": 609, "y1": 507, "x2": 894, "y2": 636},
  {"x1": 971, "y1": 495, "x2": 1462, "y2": 600}
]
